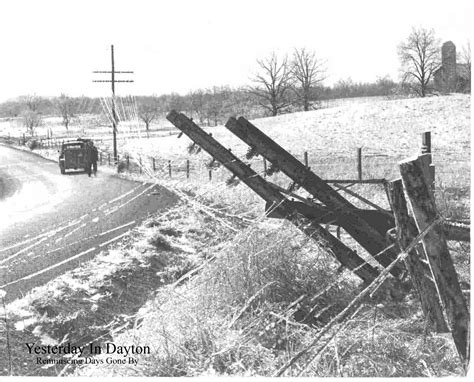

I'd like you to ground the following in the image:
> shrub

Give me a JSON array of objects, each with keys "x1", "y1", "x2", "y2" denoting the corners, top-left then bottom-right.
[
  {"x1": 117, "y1": 160, "x2": 127, "y2": 173},
  {"x1": 199, "y1": 223, "x2": 353, "y2": 310},
  {"x1": 26, "y1": 139, "x2": 39, "y2": 150}
]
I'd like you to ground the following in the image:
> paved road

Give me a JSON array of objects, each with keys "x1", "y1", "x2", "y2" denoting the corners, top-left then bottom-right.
[{"x1": 0, "y1": 144, "x2": 178, "y2": 302}]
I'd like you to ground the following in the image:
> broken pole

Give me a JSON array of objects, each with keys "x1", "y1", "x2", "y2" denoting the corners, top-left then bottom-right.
[
  {"x1": 167, "y1": 110, "x2": 379, "y2": 283},
  {"x1": 226, "y1": 117, "x2": 403, "y2": 278}
]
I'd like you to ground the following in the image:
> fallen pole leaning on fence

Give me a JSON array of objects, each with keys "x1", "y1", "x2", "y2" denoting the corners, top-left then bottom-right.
[
  {"x1": 225, "y1": 117, "x2": 404, "y2": 278},
  {"x1": 167, "y1": 110, "x2": 379, "y2": 283}
]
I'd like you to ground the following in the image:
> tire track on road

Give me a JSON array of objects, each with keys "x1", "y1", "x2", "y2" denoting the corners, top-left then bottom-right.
[
  {"x1": 0, "y1": 144, "x2": 179, "y2": 302},
  {"x1": 0, "y1": 182, "x2": 149, "y2": 267}
]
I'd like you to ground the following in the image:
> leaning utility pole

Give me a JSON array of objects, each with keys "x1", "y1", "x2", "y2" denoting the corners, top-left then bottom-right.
[{"x1": 93, "y1": 44, "x2": 133, "y2": 164}]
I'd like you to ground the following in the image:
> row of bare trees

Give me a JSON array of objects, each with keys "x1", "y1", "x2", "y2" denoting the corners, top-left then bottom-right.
[
  {"x1": 22, "y1": 94, "x2": 86, "y2": 134},
  {"x1": 250, "y1": 48, "x2": 326, "y2": 116},
  {"x1": 135, "y1": 87, "x2": 258, "y2": 132},
  {"x1": 138, "y1": 31, "x2": 469, "y2": 129},
  {"x1": 134, "y1": 47, "x2": 328, "y2": 130},
  {"x1": 1, "y1": 30, "x2": 470, "y2": 135},
  {"x1": 135, "y1": 48, "x2": 328, "y2": 130},
  {"x1": 0, "y1": 94, "x2": 108, "y2": 134}
]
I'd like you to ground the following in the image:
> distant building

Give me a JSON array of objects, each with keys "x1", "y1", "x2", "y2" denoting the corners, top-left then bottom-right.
[{"x1": 433, "y1": 41, "x2": 470, "y2": 93}]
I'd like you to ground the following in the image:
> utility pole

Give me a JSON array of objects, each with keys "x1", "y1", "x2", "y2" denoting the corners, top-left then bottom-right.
[{"x1": 93, "y1": 45, "x2": 133, "y2": 164}]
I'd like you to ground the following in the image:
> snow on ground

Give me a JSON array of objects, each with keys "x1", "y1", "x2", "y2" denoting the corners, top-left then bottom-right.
[
  {"x1": 122, "y1": 94, "x2": 470, "y2": 162},
  {"x1": 0, "y1": 175, "x2": 72, "y2": 231},
  {"x1": 0, "y1": 146, "x2": 72, "y2": 230}
]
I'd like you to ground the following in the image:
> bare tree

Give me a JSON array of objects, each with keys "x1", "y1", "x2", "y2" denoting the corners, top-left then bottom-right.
[
  {"x1": 189, "y1": 89, "x2": 206, "y2": 123},
  {"x1": 19, "y1": 94, "x2": 42, "y2": 112},
  {"x1": 55, "y1": 93, "x2": 76, "y2": 130},
  {"x1": 228, "y1": 87, "x2": 254, "y2": 117},
  {"x1": 166, "y1": 93, "x2": 188, "y2": 113},
  {"x1": 138, "y1": 96, "x2": 160, "y2": 136},
  {"x1": 250, "y1": 52, "x2": 292, "y2": 116},
  {"x1": 22, "y1": 110, "x2": 42, "y2": 134},
  {"x1": 333, "y1": 77, "x2": 355, "y2": 98},
  {"x1": 291, "y1": 48, "x2": 326, "y2": 111},
  {"x1": 20, "y1": 94, "x2": 43, "y2": 134},
  {"x1": 398, "y1": 27, "x2": 440, "y2": 97},
  {"x1": 0, "y1": 100, "x2": 22, "y2": 118}
]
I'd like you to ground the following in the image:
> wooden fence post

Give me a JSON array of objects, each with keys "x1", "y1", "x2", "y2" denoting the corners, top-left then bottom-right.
[
  {"x1": 357, "y1": 147, "x2": 362, "y2": 180},
  {"x1": 304, "y1": 151, "x2": 309, "y2": 168},
  {"x1": 421, "y1": 131, "x2": 431, "y2": 153},
  {"x1": 126, "y1": 155, "x2": 130, "y2": 170},
  {"x1": 421, "y1": 132, "x2": 435, "y2": 192},
  {"x1": 400, "y1": 156, "x2": 469, "y2": 364},
  {"x1": 168, "y1": 160, "x2": 172, "y2": 177},
  {"x1": 209, "y1": 168, "x2": 212, "y2": 181},
  {"x1": 386, "y1": 179, "x2": 447, "y2": 332},
  {"x1": 152, "y1": 157, "x2": 156, "y2": 172},
  {"x1": 186, "y1": 159, "x2": 190, "y2": 179}
]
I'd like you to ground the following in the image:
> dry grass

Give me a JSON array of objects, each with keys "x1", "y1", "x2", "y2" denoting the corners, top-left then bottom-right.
[{"x1": 73, "y1": 213, "x2": 466, "y2": 377}]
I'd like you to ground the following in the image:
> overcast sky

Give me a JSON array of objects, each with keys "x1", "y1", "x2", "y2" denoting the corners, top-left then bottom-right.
[{"x1": 0, "y1": 0, "x2": 471, "y2": 101}]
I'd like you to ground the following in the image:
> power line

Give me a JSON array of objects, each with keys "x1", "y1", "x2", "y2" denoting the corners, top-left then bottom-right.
[{"x1": 92, "y1": 44, "x2": 134, "y2": 165}]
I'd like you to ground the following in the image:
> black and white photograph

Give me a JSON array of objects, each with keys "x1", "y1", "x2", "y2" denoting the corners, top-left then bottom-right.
[{"x1": 0, "y1": 0, "x2": 471, "y2": 377}]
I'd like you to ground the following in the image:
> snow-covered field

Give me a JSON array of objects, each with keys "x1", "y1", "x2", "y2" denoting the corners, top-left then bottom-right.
[
  {"x1": 119, "y1": 94, "x2": 470, "y2": 183},
  {"x1": 123, "y1": 94, "x2": 469, "y2": 158}
]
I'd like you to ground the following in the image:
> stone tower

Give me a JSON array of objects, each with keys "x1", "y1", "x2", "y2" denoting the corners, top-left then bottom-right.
[{"x1": 441, "y1": 41, "x2": 457, "y2": 92}]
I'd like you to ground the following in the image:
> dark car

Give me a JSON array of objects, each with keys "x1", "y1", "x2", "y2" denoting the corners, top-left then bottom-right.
[{"x1": 58, "y1": 139, "x2": 91, "y2": 174}]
